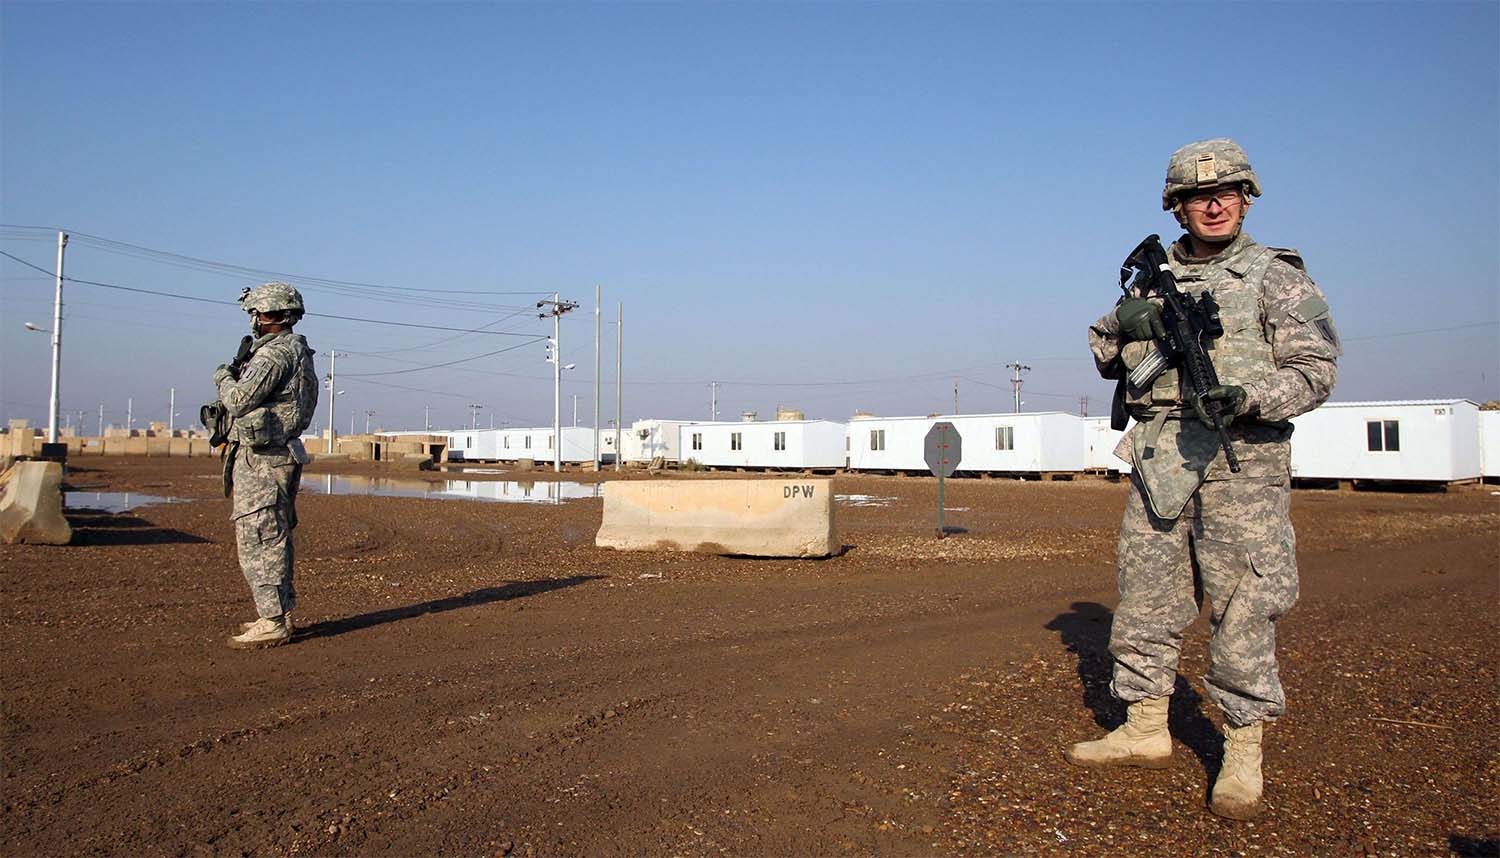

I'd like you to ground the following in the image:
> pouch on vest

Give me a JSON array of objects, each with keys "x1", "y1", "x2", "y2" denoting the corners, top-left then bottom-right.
[
  {"x1": 1120, "y1": 340, "x2": 1180, "y2": 415},
  {"x1": 235, "y1": 406, "x2": 288, "y2": 449}
]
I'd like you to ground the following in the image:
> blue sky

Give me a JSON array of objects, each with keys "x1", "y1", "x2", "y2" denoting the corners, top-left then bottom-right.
[{"x1": 3, "y1": 1, "x2": 1496, "y2": 433}]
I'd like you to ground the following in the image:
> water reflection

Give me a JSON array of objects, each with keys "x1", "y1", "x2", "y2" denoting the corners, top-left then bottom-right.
[
  {"x1": 64, "y1": 492, "x2": 182, "y2": 513},
  {"x1": 306, "y1": 474, "x2": 602, "y2": 505}
]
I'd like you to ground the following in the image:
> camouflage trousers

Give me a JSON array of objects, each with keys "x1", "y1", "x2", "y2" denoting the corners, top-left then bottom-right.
[
  {"x1": 230, "y1": 447, "x2": 302, "y2": 619},
  {"x1": 1109, "y1": 474, "x2": 1300, "y2": 727}
]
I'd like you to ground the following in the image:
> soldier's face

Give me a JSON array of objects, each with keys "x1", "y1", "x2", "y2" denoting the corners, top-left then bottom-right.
[
  {"x1": 253, "y1": 311, "x2": 287, "y2": 336},
  {"x1": 1177, "y1": 186, "x2": 1245, "y2": 243}
]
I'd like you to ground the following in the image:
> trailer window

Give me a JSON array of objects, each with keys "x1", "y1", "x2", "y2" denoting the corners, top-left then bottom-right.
[
  {"x1": 731, "y1": 432, "x2": 742, "y2": 451},
  {"x1": 995, "y1": 426, "x2": 1014, "y2": 451},
  {"x1": 1367, "y1": 419, "x2": 1400, "y2": 452},
  {"x1": 691, "y1": 432, "x2": 702, "y2": 451},
  {"x1": 503, "y1": 437, "x2": 509, "y2": 449},
  {"x1": 524, "y1": 435, "x2": 531, "y2": 449},
  {"x1": 774, "y1": 431, "x2": 786, "y2": 451},
  {"x1": 870, "y1": 429, "x2": 885, "y2": 451}
]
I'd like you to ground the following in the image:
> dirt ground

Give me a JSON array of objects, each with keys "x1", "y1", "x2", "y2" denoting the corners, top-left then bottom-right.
[{"x1": 2, "y1": 456, "x2": 1496, "y2": 857}]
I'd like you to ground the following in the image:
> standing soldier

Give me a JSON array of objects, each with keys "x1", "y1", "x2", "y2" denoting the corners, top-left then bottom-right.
[
  {"x1": 214, "y1": 282, "x2": 319, "y2": 650},
  {"x1": 1069, "y1": 139, "x2": 1340, "y2": 819}
]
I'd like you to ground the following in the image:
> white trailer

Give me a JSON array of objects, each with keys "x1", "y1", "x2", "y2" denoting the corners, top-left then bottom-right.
[
  {"x1": 680, "y1": 419, "x2": 846, "y2": 469},
  {"x1": 447, "y1": 430, "x2": 483, "y2": 461},
  {"x1": 1482, "y1": 410, "x2": 1500, "y2": 480},
  {"x1": 624, "y1": 419, "x2": 698, "y2": 464},
  {"x1": 1289, "y1": 400, "x2": 1481, "y2": 483},
  {"x1": 1083, "y1": 416, "x2": 1132, "y2": 474},
  {"x1": 846, "y1": 412, "x2": 1087, "y2": 475},
  {"x1": 489, "y1": 426, "x2": 616, "y2": 464}
]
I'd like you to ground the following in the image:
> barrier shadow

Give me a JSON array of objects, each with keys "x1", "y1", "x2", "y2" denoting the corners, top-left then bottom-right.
[
  {"x1": 1046, "y1": 601, "x2": 1222, "y2": 782},
  {"x1": 1449, "y1": 834, "x2": 1499, "y2": 857},
  {"x1": 296, "y1": 574, "x2": 606, "y2": 641},
  {"x1": 66, "y1": 510, "x2": 212, "y2": 546}
]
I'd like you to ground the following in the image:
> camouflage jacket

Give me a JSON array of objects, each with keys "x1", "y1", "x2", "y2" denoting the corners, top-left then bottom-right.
[
  {"x1": 215, "y1": 331, "x2": 319, "y2": 451},
  {"x1": 1088, "y1": 233, "x2": 1341, "y2": 481}
]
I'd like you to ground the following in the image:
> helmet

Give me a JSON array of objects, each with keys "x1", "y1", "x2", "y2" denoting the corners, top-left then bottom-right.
[
  {"x1": 1162, "y1": 138, "x2": 1262, "y2": 210},
  {"x1": 240, "y1": 281, "x2": 306, "y2": 319}
]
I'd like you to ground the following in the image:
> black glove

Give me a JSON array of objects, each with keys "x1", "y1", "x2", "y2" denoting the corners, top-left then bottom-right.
[
  {"x1": 1116, "y1": 298, "x2": 1166, "y2": 342},
  {"x1": 1192, "y1": 384, "x2": 1248, "y2": 430}
]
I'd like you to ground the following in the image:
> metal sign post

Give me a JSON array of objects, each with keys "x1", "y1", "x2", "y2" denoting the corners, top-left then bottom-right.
[{"x1": 924, "y1": 421, "x2": 961, "y2": 538}]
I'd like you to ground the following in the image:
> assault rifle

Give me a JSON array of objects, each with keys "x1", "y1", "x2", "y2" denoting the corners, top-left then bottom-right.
[
  {"x1": 201, "y1": 335, "x2": 254, "y2": 449},
  {"x1": 1117, "y1": 234, "x2": 1240, "y2": 473}
]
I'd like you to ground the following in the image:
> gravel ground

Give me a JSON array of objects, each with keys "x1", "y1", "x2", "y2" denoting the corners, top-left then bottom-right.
[{"x1": 2, "y1": 457, "x2": 1496, "y2": 857}]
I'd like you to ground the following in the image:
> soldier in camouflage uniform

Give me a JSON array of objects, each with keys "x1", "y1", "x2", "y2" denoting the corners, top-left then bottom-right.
[
  {"x1": 214, "y1": 282, "x2": 319, "y2": 650},
  {"x1": 1065, "y1": 139, "x2": 1340, "y2": 820}
]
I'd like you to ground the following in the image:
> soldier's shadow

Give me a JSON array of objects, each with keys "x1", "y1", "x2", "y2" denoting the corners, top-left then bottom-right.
[
  {"x1": 296, "y1": 575, "x2": 606, "y2": 641},
  {"x1": 1046, "y1": 601, "x2": 1223, "y2": 781}
]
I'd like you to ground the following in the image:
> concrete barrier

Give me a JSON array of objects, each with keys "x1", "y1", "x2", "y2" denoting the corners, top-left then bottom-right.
[
  {"x1": 596, "y1": 479, "x2": 836, "y2": 558},
  {"x1": 0, "y1": 461, "x2": 72, "y2": 545}
]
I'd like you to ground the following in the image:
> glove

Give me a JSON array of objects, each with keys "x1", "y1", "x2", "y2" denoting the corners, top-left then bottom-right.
[
  {"x1": 1192, "y1": 384, "x2": 1248, "y2": 430},
  {"x1": 213, "y1": 364, "x2": 234, "y2": 386},
  {"x1": 1116, "y1": 297, "x2": 1166, "y2": 342}
]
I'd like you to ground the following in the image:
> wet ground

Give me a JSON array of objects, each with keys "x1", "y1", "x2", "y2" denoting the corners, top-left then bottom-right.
[{"x1": 3, "y1": 457, "x2": 1497, "y2": 857}]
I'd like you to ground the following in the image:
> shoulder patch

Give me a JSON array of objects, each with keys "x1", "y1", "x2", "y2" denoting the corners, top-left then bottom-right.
[{"x1": 1291, "y1": 295, "x2": 1330, "y2": 322}]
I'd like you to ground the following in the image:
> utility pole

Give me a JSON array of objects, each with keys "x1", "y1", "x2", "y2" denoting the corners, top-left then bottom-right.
[
  {"x1": 489, "y1": 413, "x2": 494, "y2": 429},
  {"x1": 424, "y1": 403, "x2": 431, "y2": 432},
  {"x1": 538, "y1": 293, "x2": 579, "y2": 473},
  {"x1": 593, "y1": 284, "x2": 601, "y2": 472},
  {"x1": 349, "y1": 411, "x2": 355, "y2": 437},
  {"x1": 953, "y1": 378, "x2": 959, "y2": 415},
  {"x1": 1006, "y1": 362, "x2": 1031, "y2": 413},
  {"x1": 364, "y1": 409, "x2": 375, "y2": 435},
  {"x1": 572, "y1": 394, "x2": 579, "y2": 428},
  {"x1": 127, "y1": 398, "x2": 133, "y2": 434},
  {"x1": 614, "y1": 302, "x2": 622, "y2": 472},
  {"x1": 468, "y1": 403, "x2": 483, "y2": 430},
  {"x1": 324, "y1": 350, "x2": 342, "y2": 454},
  {"x1": 169, "y1": 387, "x2": 176, "y2": 434},
  {"x1": 46, "y1": 231, "x2": 67, "y2": 444},
  {"x1": 710, "y1": 382, "x2": 718, "y2": 421},
  {"x1": 97, "y1": 403, "x2": 104, "y2": 437}
]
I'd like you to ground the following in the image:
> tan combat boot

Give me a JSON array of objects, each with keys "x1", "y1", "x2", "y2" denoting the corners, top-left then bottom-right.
[
  {"x1": 1210, "y1": 722, "x2": 1264, "y2": 820},
  {"x1": 239, "y1": 612, "x2": 293, "y2": 635},
  {"x1": 1063, "y1": 695, "x2": 1173, "y2": 768},
  {"x1": 229, "y1": 616, "x2": 291, "y2": 650}
]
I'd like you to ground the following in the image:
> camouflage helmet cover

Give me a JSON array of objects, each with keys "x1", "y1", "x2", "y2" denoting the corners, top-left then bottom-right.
[
  {"x1": 1162, "y1": 138, "x2": 1262, "y2": 210},
  {"x1": 239, "y1": 281, "x2": 306, "y2": 318}
]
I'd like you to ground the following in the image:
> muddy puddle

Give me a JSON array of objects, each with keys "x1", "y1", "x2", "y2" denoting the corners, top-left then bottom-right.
[
  {"x1": 303, "y1": 474, "x2": 603, "y2": 504},
  {"x1": 64, "y1": 492, "x2": 185, "y2": 513}
]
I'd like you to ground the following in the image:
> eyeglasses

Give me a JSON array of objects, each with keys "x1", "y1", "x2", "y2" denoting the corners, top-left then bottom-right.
[{"x1": 1181, "y1": 187, "x2": 1244, "y2": 212}]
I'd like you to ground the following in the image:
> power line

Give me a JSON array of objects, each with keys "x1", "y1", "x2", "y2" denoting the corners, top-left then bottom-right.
[
  {"x1": 2, "y1": 224, "x2": 549, "y2": 296},
  {"x1": 340, "y1": 336, "x2": 548, "y2": 377},
  {"x1": 0, "y1": 249, "x2": 546, "y2": 337}
]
